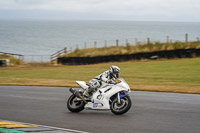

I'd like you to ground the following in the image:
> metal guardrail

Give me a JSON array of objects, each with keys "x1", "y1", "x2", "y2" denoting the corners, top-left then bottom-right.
[
  {"x1": 0, "y1": 51, "x2": 24, "y2": 60},
  {"x1": 50, "y1": 47, "x2": 67, "y2": 62},
  {"x1": 0, "y1": 49, "x2": 67, "y2": 63},
  {"x1": 23, "y1": 55, "x2": 51, "y2": 62}
]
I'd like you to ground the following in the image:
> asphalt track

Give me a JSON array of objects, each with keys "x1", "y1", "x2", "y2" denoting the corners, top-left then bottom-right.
[{"x1": 0, "y1": 86, "x2": 200, "y2": 133}]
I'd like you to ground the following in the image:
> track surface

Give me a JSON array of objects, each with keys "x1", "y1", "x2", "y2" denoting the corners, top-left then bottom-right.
[{"x1": 0, "y1": 86, "x2": 200, "y2": 133}]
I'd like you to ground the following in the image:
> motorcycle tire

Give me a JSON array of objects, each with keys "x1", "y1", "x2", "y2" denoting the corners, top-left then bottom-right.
[
  {"x1": 110, "y1": 95, "x2": 132, "y2": 115},
  {"x1": 67, "y1": 94, "x2": 85, "y2": 112}
]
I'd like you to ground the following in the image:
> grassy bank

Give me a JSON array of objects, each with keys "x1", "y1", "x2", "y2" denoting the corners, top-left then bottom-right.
[
  {"x1": 0, "y1": 58, "x2": 200, "y2": 94},
  {"x1": 64, "y1": 41, "x2": 200, "y2": 57},
  {"x1": 0, "y1": 54, "x2": 24, "y2": 66}
]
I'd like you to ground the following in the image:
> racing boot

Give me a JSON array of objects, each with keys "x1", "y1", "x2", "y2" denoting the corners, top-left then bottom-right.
[
  {"x1": 83, "y1": 87, "x2": 93, "y2": 98},
  {"x1": 83, "y1": 90, "x2": 90, "y2": 98}
]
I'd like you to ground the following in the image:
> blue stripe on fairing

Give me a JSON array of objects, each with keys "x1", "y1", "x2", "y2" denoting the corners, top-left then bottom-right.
[{"x1": 120, "y1": 94, "x2": 127, "y2": 98}]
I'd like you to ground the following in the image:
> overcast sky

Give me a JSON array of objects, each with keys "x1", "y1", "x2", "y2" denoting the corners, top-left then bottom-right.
[{"x1": 0, "y1": 0, "x2": 200, "y2": 22}]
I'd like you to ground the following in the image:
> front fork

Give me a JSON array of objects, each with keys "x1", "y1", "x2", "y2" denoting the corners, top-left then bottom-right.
[
  {"x1": 117, "y1": 93, "x2": 121, "y2": 104},
  {"x1": 117, "y1": 92, "x2": 128, "y2": 104}
]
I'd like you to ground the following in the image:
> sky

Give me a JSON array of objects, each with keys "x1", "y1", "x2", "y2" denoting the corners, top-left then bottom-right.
[{"x1": 0, "y1": 0, "x2": 200, "y2": 22}]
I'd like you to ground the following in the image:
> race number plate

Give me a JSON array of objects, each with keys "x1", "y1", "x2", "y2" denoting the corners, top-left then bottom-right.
[{"x1": 93, "y1": 103, "x2": 98, "y2": 108}]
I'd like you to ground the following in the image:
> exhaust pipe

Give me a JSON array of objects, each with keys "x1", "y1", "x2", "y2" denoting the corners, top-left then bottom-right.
[
  {"x1": 69, "y1": 88, "x2": 81, "y2": 97},
  {"x1": 69, "y1": 88, "x2": 87, "y2": 104},
  {"x1": 69, "y1": 88, "x2": 76, "y2": 94}
]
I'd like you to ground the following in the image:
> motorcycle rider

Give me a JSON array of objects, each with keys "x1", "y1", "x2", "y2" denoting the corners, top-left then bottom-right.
[{"x1": 83, "y1": 65, "x2": 120, "y2": 97}]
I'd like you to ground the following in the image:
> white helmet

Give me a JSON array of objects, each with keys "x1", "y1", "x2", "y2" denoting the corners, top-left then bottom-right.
[{"x1": 110, "y1": 65, "x2": 120, "y2": 78}]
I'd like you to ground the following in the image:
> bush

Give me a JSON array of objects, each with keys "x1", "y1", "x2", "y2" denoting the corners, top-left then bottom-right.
[
  {"x1": 154, "y1": 42, "x2": 164, "y2": 51},
  {"x1": 0, "y1": 54, "x2": 24, "y2": 66},
  {"x1": 173, "y1": 42, "x2": 185, "y2": 49}
]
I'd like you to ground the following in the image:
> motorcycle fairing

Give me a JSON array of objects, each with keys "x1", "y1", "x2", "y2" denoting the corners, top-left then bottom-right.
[{"x1": 84, "y1": 80, "x2": 130, "y2": 110}]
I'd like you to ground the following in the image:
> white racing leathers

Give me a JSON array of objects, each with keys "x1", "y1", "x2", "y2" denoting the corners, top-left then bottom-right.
[{"x1": 87, "y1": 70, "x2": 116, "y2": 94}]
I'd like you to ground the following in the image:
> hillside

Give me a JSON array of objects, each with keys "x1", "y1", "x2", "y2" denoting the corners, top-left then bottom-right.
[
  {"x1": 0, "y1": 54, "x2": 24, "y2": 66},
  {"x1": 63, "y1": 41, "x2": 200, "y2": 57}
]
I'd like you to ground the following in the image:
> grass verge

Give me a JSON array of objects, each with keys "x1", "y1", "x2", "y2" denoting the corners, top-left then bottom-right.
[{"x1": 0, "y1": 58, "x2": 200, "y2": 94}]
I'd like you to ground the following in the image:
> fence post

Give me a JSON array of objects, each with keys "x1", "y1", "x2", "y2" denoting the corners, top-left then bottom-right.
[
  {"x1": 135, "y1": 38, "x2": 138, "y2": 45},
  {"x1": 197, "y1": 37, "x2": 200, "y2": 42},
  {"x1": 84, "y1": 43, "x2": 87, "y2": 49},
  {"x1": 166, "y1": 36, "x2": 169, "y2": 43},
  {"x1": 185, "y1": 33, "x2": 188, "y2": 44},
  {"x1": 116, "y1": 40, "x2": 119, "y2": 46},
  {"x1": 126, "y1": 39, "x2": 129, "y2": 46},
  {"x1": 21, "y1": 55, "x2": 24, "y2": 61},
  {"x1": 104, "y1": 40, "x2": 107, "y2": 47},
  {"x1": 64, "y1": 47, "x2": 67, "y2": 54},
  {"x1": 94, "y1": 41, "x2": 97, "y2": 48},
  {"x1": 147, "y1": 38, "x2": 150, "y2": 44}
]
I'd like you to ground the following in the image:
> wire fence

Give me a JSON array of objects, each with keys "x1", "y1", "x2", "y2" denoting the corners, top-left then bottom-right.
[
  {"x1": 68, "y1": 38, "x2": 150, "y2": 51},
  {"x1": 68, "y1": 33, "x2": 200, "y2": 51},
  {"x1": 0, "y1": 51, "x2": 24, "y2": 60},
  {"x1": 1, "y1": 33, "x2": 200, "y2": 62},
  {"x1": 23, "y1": 55, "x2": 51, "y2": 62}
]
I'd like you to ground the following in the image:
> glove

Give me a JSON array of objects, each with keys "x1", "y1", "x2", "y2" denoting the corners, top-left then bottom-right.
[{"x1": 106, "y1": 80, "x2": 113, "y2": 84}]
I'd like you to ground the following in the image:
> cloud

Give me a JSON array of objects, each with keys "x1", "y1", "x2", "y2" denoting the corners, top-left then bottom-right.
[
  {"x1": 0, "y1": 0, "x2": 199, "y2": 21},
  {"x1": 0, "y1": 0, "x2": 199, "y2": 11}
]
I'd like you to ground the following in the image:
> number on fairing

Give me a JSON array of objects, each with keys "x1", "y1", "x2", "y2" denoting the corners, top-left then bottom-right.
[{"x1": 93, "y1": 103, "x2": 98, "y2": 108}]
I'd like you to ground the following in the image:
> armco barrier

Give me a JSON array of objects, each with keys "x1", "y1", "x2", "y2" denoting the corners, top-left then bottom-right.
[{"x1": 57, "y1": 48, "x2": 200, "y2": 65}]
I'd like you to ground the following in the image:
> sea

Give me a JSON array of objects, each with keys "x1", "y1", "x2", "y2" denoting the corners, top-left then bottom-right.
[{"x1": 0, "y1": 20, "x2": 200, "y2": 62}]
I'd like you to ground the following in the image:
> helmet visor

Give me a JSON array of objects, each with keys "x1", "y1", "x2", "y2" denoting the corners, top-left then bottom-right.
[{"x1": 113, "y1": 71, "x2": 119, "y2": 78}]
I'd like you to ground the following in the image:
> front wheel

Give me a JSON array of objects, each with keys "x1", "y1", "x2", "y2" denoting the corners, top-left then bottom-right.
[
  {"x1": 67, "y1": 94, "x2": 85, "y2": 112},
  {"x1": 110, "y1": 95, "x2": 132, "y2": 115}
]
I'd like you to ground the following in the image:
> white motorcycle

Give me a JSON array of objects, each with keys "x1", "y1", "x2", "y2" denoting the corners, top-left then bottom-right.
[{"x1": 67, "y1": 78, "x2": 132, "y2": 115}]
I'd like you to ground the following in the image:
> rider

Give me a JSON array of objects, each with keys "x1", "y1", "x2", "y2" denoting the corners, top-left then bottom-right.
[{"x1": 83, "y1": 65, "x2": 120, "y2": 97}]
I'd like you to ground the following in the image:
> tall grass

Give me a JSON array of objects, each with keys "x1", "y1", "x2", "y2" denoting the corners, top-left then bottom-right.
[{"x1": 64, "y1": 41, "x2": 200, "y2": 57}]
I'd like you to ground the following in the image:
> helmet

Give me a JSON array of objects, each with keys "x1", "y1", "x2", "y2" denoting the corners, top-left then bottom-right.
[{"x1": 110, "y1": 65, "x2": 120, "y2": 78}]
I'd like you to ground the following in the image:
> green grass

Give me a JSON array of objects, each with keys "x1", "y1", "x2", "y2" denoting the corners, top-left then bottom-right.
[
  {"x1": 0, "y1": 58, "x2": 200, "y2": 94},
  {"x1": 64, "y1": 41, "x2": 200, "y2": 57}
]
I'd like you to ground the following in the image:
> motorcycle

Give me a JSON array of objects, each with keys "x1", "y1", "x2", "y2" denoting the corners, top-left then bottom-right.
[{"x1": 67, "y1": 78, "x2": 132, "y2": 115}]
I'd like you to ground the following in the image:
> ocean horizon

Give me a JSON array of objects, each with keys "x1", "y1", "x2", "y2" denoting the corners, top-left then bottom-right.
[{"x1": 0, "y1": 20, "x2": 200, "y2": 61}]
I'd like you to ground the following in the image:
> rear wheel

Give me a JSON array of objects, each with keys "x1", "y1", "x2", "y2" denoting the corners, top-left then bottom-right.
[
  {"x1": 67, "y1": 94, "x2": 85, "y2": 112},
  {"x1": 110, "y1": 96, "x2": 132, "y2": 115}
]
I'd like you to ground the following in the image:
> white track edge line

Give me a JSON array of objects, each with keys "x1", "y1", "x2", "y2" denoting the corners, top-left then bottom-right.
[{"x1": 1, "y1": 119, "x2": 90, "y2": 133}]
